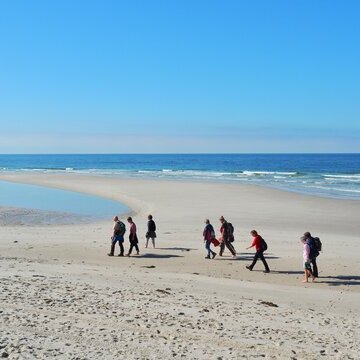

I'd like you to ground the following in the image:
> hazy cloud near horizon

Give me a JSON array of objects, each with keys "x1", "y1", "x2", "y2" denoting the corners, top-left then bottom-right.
[{"x1": 0, "y1": 129, "x2": 358, "y2": 154}]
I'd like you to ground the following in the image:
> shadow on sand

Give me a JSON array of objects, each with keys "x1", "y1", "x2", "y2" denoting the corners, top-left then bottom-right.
[
  {"x1": 320, "y1": 275, "x2": 360, "y2": 286},
  {"x1": 157, "y1": 247, "x2": 196, "y2": 252},
  {"x1": 215, "y1": 253, "x2": 280, "y2": 261},
  {"x1": 138, "y1": 253, "x2": 184, "y2": 259},
  {"x1": 270, "y1": 270, "x2": 304, "y2": 275},
  {"x1": 261, "y1": 272, "x2": 360, "y2": 286}
]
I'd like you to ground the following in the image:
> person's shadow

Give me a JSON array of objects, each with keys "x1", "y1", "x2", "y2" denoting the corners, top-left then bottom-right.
[
  {"x1": 157, "y1": 247, "x2": 196, "y2": 252},
  {"x1": 216, "y1": 253, "x2": 280, "y2": 261},
  {"x1": 270, "y1": 270, "x2": 304, "y2": 275},
  {"x1": 138, "y1": 253, "x2": 183, "y2": 259},
  {"x1": 320, "y1": 275, "x2": 360, "y2": 286},
  {"x1": 270, "y1": 272, "x2": 360, "y2": 286}
]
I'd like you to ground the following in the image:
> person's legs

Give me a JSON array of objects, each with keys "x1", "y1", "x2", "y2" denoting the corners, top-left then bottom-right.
[
  {"x1": 118, "y1": 241, "x2": 124, "y2": 256},
  {"x1": 151, "y1": 237, "x2": 155, "y2": 248},
  {"x1": 306, "y1": 262, "x2": 316, "y2": 282},
  {"x1": 303, "y1": 268, "x2": 309, "y2": 282},
  {"x1": 311, "y1": 258, "x2": 318, "y2": 277},
  {"x1": 303, "y1": 262, "x2": 315, "y2": 282},
  {"x1": 219, "y1": 241, "x2": 225, "y2": 256},
  {"x1": 127, "y1": 243, "x2": 134, "y2": 256},
  {"x1": 247, "y1": 251, "x2": 260, "y2": 270},
  {"x1": 224, "y1": 240, "x2": 236, "y2": 256},
  {"x1": 145, "y1": 237, "x2": 149, "y2": 248},
  {"x1": 205, "y1": 241, "x2": 211, "y2": 258},
  {"x1": 209, "y1": 242, "x2": 216, "y2": 258},
  {"x1": 258, "y1": 252, "x2": 270, "y2": 272},
  {"x1": 108, "y1": 241, "x2": 116, "y2": 256},
  {"x1": 134, "y1": 243, "x2": 140, "y2": 254}
]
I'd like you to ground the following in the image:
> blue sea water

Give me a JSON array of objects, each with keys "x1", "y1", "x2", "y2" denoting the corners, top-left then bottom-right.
[{"x1": 0, "y1": 154, "x2": 360, "y2": 200}]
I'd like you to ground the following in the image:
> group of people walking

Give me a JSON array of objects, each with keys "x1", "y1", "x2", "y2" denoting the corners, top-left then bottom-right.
[
  {"x1": 203, "y1": 217, "x2": 321, "y2": 280},
  {"x1": 107, "y1": 214, "x2": 321, "y2": 282},
  {"x1": 108, "y1": 214, "x2": 156, "y2": 257},
  {"x1": 203, "y1": 217, "x2": 270, "y2": 273}
]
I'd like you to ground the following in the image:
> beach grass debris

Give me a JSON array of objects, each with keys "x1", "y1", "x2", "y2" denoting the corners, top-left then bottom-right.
[
  {"x1": 259, "y1": 301, "x2": 279, "y2": 307},
  {"x1": 156, "y1": 289, "x2": 171, "y2": 295}
]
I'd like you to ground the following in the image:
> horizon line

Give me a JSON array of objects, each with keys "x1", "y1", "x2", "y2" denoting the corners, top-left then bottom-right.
[{"x1": 0, "y1": 152, "x2": 359, "y2": 156}]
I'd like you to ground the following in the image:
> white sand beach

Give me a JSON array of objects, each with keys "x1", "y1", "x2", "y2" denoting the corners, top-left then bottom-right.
[{"x1": 0, "y1": 172, "x2": 359, "y2": 359}]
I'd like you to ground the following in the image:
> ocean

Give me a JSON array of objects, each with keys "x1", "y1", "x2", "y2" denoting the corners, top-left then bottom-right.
[{"x1": 1, "y1": 154, "x2": 360, "y2": 200}]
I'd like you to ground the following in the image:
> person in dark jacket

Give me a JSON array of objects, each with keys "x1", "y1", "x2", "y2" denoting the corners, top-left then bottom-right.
[
  {"x1": 219, "y1": 216, "x2": 236, "y2": 258},
  {"x1": 203, "y1": 219, "x2": 216, "y2": 259},
  {"x1": 303, "y1": 231, "x2": 319, "y2": 278},
  {"x1": 145, "y1": 214, "x2": 157, "y2": 248}
]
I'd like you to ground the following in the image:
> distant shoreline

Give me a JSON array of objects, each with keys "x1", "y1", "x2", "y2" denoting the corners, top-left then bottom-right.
[
  {"x1": 1, "y1": 170, "x2": 360, "y2": 202},
  {"x1": 1, "y1": 153, "x2": 359, "y2": 200}
]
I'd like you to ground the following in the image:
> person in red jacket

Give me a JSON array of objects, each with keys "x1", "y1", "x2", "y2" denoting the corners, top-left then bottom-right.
[{"x1": 246, "y1": 230, "x2": 270, "y2": 273}]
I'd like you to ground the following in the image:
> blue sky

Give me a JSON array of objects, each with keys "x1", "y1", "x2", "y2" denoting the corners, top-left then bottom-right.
[{"x1": 0, "y1": 0, "x2": 359, "y2": 153}]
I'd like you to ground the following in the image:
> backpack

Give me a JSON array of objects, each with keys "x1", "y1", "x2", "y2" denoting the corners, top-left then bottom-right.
[
  {"x1": 308, "y1": 237, "x2": 319, "y2": 259},
  {"x1": 117, "y1": 221, "x2": 126, "y2": 236},
  {"x1": 313, "y1": 237, "x2": 322, "y2": 252},
  {"x1": 261, "y1": 237, "x2": 268, "y2": 252},
  {"x1": 227, "y1": 223, "x2": 235, "y2": 242}
]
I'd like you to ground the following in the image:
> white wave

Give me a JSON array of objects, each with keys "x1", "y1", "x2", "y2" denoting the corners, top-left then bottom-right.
[
  {"x1": 323, "y1": 174, "x2": 360, "y2": 180},
  {"x1": 242, "y1": 171, "x2": 297, "y2": 176},
  {"x1": 21, "y1": 168, "x2": 43, "y2": 171},
  {"x1": 331, "y1": 187, "x2": 360, "y2": 194},
  {"x1": 304, "y1": 184, "x2": 360, "y2": 193},
  {"x1": 156, "y1": 170, "x2": 232, "y2": 178}
]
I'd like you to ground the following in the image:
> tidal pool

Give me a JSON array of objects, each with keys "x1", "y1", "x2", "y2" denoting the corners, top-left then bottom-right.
[{"x1": 0, "y1": 180, "x2": 128, "y2": 224}]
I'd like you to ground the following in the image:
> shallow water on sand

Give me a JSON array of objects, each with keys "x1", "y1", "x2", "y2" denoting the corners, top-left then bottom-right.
[{"x1": 0, "y1": 180, "x2": 128, "y2": 225}]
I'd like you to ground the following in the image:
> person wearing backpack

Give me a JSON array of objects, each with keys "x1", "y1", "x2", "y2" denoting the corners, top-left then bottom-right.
[
  {"x1": 107, "y1": 216, "x2": 126, "y2": 257},
  {"x1": 203, "y1": 219, "x2": 217, "y2": 259},
  {"x1": 303, "y1": 232, "x2": 320, "y2": 278},
  {"x1": 246, "y1": 230, "x2": 270, "y2": 273},
  {"x1": 219, "y1": 216, "x2": 237, "y2": 259}
]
